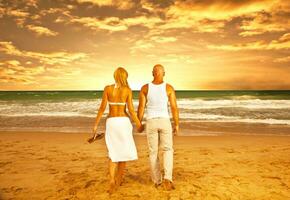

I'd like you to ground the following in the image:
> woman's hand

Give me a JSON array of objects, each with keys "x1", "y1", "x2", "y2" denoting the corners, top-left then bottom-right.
[{"x1": 92, "y1": 124, "x2": 98, "y2": 135}]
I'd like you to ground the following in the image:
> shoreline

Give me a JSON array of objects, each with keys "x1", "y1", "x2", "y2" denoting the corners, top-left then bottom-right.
[
  {"x1": 1, "y1": 119, "x2": 289, "y2": 136},
  {"x1": 0, "y1": 130, "x2": 290, "y2": 137}
]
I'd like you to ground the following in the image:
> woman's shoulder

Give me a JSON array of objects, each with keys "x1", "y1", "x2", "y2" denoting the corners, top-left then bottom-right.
[
  {"x1": 124, "y1": 86, "x2": 132, "y2": 92},
  {"x1": 104, "y1": 84, "x2": 131, "y2": 94},
  {"x1": 104, "y1": 84, "x2": 114, "y2": 90}
]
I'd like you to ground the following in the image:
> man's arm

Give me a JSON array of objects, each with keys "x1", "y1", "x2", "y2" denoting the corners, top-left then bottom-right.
[
  {"x1": 137, "y1": 84, "x2": 148, "y2": 122},
  {"x1": 167, "y1": 84, "x2": 179, "y2": 135}
]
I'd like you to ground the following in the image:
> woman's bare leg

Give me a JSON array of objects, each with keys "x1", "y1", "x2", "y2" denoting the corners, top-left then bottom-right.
[
  {"x1": 116, "y1": 161, "x2": 126, "y2": 186},
  {"x1": 108, "y1": 159, "x2": 118, "y2": 194}
]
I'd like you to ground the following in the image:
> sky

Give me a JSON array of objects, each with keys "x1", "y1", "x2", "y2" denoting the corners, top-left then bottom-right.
[{"x1": 0, "y1": 0, "x2": 289, "y2": 90}]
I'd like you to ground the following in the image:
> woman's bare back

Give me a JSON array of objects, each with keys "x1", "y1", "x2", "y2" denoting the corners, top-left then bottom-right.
[{"x1": 106, "y1": 84, "x2": 130, "y2": 118}]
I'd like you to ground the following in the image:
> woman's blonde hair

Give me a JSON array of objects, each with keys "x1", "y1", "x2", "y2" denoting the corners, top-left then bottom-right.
[{"x1": 114, "y1": 67, "x2": 129, "y2": 88}]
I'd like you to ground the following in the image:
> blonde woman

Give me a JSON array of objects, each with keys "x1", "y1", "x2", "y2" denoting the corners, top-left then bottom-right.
[{"x1": 91, "y1": 67, "x2": 142, "y2": 194}]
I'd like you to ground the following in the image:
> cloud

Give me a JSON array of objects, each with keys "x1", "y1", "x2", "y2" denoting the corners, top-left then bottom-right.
[
  {"x1": 76, "y1": 0, "x2": 135, "y2": 10},
  {"x1": 26, "y1": 25, "x2": 59, "y2": 37},
  {"x1": 130, "y1": 40, "x2": 154, "y2": 52},
  {"x1": 150, "y1": 36, "x2": 177, "y2": 43},
  {"x1": 160, "y1": 18, "x2": 226, "y2": 33},
  {"x1": 0, "y1": 5, "x2": 66, "y2": 34},
  {"x1": 239, "y1": 11, "x2": 290, "y2": 37},
  {"x1": 157, "y1": 54, "x2": 197, "y2": 64},
  {"x1": 274, "y1": 56, "x2": 290, "y2": 63},
  {"x1": 0, "y1": 75, "x2": 33, "y2": 83},
  {"x1": 6, "y1": 9, "x2": 30, "y2": 18},
  {"x1": 1, "y1": 8, "x2": 30, "y2": 26},
  {"x1": 70, "y1": 15, "x2": 163, "y2": 32},
  {"x1": 150, "y1": 0, "x2": 289, "y2": 36},
  {"x1": 166, "y1": 0, "x2": 277, "y2": 21},
  {"x1": 207, "y1": 33, "x2": 290, "y2": 51},
  {"x1": 0, "y1": 7, "x2": 4, "y2": 17},
  {"x1": 0, "y1": 41, "x2": 87, "y2": 66},
  {"x1": 204, "y1": 77, "x2": 290, "y2": 90},
  {"x1": 0, "y1": 41, "x2": 22, "y2": 55},
  {"x1": 40, "y1": 7, "x2": 71, "y2": 17},
  {"x1": 71, "y1": 17, "x2": 127, "y2": 32},
  {"x1": 0, "y1": 60, "x2": 45, "y2": 84},
  {"x1": 26, "y1": 0, "x2": 38, "y2": 8},
  {"x1": 0, "y1": 0, "x2": 289, "y2": 90},
  {"x1": 124, "y1": 16, "x2": 163, "y2": 28}
]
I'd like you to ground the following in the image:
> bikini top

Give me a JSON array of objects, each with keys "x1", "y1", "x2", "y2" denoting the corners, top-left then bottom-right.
[
  {"x1": 108, "y1": 84, "x2": 126, "y2": 106},
  {"x1": 108, "y1": 101, "x2": 126, "y2": 106}
]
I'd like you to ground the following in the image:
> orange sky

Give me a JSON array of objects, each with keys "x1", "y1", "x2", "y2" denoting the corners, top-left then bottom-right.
[{"x1": 0, "y1": 0, "x2": 289, "y2": 90}]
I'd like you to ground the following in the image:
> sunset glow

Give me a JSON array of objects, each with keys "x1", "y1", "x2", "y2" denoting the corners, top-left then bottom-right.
[{"x1": 0, "y1": 0, "x2": 289, "y2": 90}]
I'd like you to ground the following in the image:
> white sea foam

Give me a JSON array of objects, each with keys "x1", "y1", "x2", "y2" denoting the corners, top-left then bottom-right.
[
  {"x1": 177, "y1": 99, "x2": 290, "y2": 109},
  {"x1": 1, "y1": 99, "x2": 290, "y2": 125},
  {"x1": 180, "y1": 113, "x2": 290, "y2": 125}
]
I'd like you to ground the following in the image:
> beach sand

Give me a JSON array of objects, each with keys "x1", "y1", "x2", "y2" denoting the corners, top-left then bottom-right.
[{"x1": 0, "y1": 131, "x2": 289, "y2": 200}]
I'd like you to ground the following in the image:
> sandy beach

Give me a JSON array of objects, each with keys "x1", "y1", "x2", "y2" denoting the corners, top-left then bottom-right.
[{"x1": 0, "y1": 131, "x2": 289, "y2": 200}]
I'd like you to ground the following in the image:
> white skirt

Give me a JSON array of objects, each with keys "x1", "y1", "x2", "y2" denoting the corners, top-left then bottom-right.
[{"x1": 105, "y1": 117, "x2": 138, "y2": 162}]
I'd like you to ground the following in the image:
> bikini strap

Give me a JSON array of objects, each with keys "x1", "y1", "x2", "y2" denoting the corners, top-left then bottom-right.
[
  {"x1": 108, "y1": 101, "x2": 126, "y2": 105},
  {"x1": 109, "y1": 83, "x2": 125, "y2": 105}
]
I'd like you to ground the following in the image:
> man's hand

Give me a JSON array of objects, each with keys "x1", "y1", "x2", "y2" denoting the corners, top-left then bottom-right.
[{"x1": 173, "y1": 125, "x2": 179, "y2": 136}]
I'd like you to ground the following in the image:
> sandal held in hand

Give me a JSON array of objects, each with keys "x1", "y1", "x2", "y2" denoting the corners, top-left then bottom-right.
[{"x1": 87, "y1": 132, "x2": 105, "y2": 143}]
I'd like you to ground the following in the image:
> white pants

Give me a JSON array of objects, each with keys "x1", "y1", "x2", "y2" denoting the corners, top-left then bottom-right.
[{"x1": 146, "y1": 118, "x2": 173, "y2": 184}]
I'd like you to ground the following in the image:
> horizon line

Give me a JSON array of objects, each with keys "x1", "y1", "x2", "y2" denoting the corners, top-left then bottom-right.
[{"x1": 1, "y1": 89, "x2": 290, "y2": 92}]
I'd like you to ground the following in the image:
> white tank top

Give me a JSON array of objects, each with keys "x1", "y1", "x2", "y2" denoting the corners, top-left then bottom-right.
[{"x1": 146, "y1": 82, "x2": 169, "y2": 119}]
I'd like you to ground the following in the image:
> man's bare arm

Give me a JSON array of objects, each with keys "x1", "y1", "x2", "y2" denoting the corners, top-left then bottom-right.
[
  {"x1": 167, "y1": 84, "x2": 179, "y2": 135},
  {"x1": 137, "y1": 84, "x2": 148, "y2": 122}
]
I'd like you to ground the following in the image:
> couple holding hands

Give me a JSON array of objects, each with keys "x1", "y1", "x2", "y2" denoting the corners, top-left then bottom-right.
[{"x1": 91, "y1": 64, "x2": 179, "y2": 194}]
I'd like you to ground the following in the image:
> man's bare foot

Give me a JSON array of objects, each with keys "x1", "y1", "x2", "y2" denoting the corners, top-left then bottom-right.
[
  {"x1": 154, "y1": 182, "x2": 162, "y2": 188},
  {"x1": 107, "y1": 181, "x2": 116, "y2": 194},
  {"x1": 163, "y1": 179, "x2": 175, "y2": 191}
]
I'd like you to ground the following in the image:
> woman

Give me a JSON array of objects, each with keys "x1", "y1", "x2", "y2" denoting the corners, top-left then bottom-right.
[{"x1": 91, "y1": 67, "x2": 142, "y2": 194}]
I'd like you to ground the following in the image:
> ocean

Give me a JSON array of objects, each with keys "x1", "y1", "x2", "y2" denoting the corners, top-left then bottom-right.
[{"x1": 0, "y1": 90, "x2": 290, "y2": 134}]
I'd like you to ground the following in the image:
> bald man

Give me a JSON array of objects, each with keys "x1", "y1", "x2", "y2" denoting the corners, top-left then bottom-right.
[{"x1": 138, "y1": 64, "x2": 179, "y2": 191}]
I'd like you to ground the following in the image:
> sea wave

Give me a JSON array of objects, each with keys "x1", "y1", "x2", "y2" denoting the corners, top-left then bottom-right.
[
  {"x1": 177, "y1": 99, "x2": 290, "y2": 109},
  {"x1": 179, "y1": 113, "x2": 290, "y2": 125},
  {"x1": 1, "y1": 99, "x2": 290, "y2": 125}
]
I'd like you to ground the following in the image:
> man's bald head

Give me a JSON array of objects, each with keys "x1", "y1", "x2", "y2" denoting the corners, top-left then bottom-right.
[{"x1": 152, "y1": 64, "x2": 165, "y2": 78}]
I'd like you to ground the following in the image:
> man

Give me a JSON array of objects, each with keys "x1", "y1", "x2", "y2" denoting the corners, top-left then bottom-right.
[{"x1": 138, "y1": 64, "x2": 179, "y2": 191}]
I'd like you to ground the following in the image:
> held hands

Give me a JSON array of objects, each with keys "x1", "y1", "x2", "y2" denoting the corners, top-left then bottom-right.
[{"x1": 137, "y1": 123, "x2": 145, "y2": 133}]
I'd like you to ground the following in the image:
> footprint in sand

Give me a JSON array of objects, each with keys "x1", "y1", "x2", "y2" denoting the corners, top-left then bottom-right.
[
  {"x1": 260, "y1": 148, "x2": 270, "y2": 152},
  {"x1": 10, "y1": 186, "x2": 24, "y2": 194},
  {"x1": 2, "y1": 143, "x2": 13, "y2": 148},
  {"x1": 199, "y1": 148, "x2": 212, "y2": 155},
  {"x1": 47, "y1": 168, "x2": 59, "y2": 174},
  {"x1": 84, "y1": 180, "x2": 96, "y2": 188},
  {"x1": 0, "y1": 161, "x2": 12, "y2": 168},
  {"x1": 220, "y1": 148, "x2": 237, "y2": 153},
  {"x1": 68, "y1": 186, "x2": 81, "y2": 195},
  {"x1": 211, "y1": 163, "x2": 222, "y2": 168}
]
